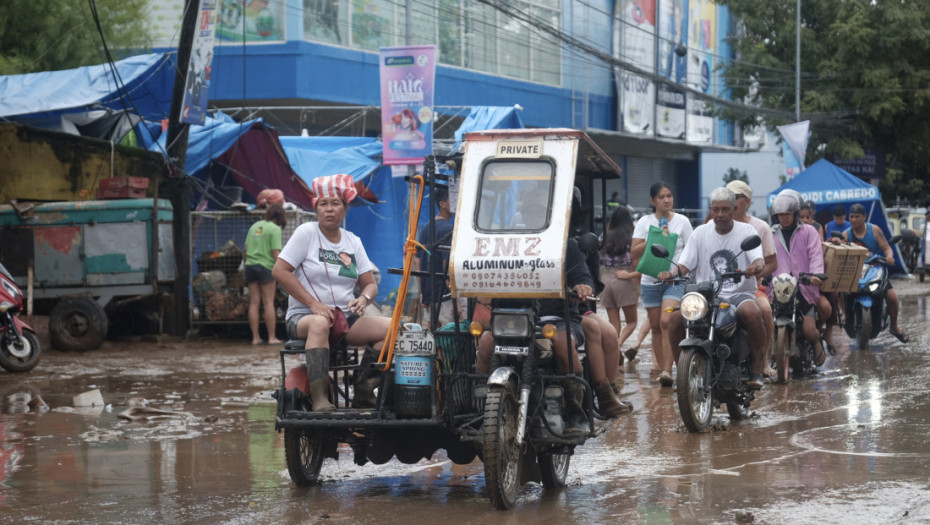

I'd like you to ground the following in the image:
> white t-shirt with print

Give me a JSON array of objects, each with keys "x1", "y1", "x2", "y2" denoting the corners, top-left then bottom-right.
[
  {"x1": 633, "y1": 213, "x2": 694, "y2": 285},
  {"x1": 746, "y1": 215, "x2": 776, "y2": 258},
  {"x1": 278, "y1": 222, "x2": 374, "y2": 321},
  {"x1": 677, "y1": 221, "x2": 764, "y2": 300}
]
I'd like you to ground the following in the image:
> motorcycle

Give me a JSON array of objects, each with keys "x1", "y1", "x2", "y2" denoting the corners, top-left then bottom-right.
[
  {"x1": 273, "y1": 129, "x2": 623, "y2": 509},
  {"x1": 0, "y1": 263, "x2": 40, "y2": 373},
  {"x1": 651, "y1": 235, "x2": 762, "y2": 433},
  {"x1": 768, "y1": 272, "x2": 828, "y2": 383},
  {"x1": 838, "y1": 234, "x2": 901, "y2": 351}
]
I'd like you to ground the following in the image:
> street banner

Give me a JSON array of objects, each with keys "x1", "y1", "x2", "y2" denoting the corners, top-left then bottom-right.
[
  {"x1": 379, "y1": 45, "x2": 436, "y2": 166},
  {"x1": 656, "y1": 0, "x2": 688, "y2": 139},
  {"x1": 686, "y1": 0, "x2": 714, "y2": 143},
  {"x1": 614, "y1": 0, "x2": 656, "y2": 135},
  {"x1": 777, "y1": 120, "x2": 811, "y2": 169},
  {"x1": 782, "y1": 141, "x2": 802, "y2": 180},
  {"x1": 180, "y1": 0, "x2": 217, "y2": 125}
]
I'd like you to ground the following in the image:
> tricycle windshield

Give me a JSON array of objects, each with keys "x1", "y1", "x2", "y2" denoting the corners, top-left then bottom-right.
[{"x1": 475, "y1": 160, "x2": 554, "y2": 233}]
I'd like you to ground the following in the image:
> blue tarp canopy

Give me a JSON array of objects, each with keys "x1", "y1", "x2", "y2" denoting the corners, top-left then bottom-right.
[
  {"x1": 767, "y1": 158, "x2": 906, "y2": 271},
  {"x1": 0, "y1": 53, "x2": 175, "y2": 130}
]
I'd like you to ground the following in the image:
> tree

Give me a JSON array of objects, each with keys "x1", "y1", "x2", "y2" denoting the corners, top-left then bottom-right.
[
  {"x1": 0, "y1": 0, "x2": 152, "y2": 75},
  {"x1": 716, "y1": 0, "x2": 930, "y2": 204},
  {"x1": 722, "y1": 167, "x2": 749, "y2": 185}
]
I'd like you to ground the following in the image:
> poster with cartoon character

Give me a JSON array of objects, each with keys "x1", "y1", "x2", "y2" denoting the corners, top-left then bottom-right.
[
  {"x1": 181, "y1": 0, "x2": 217, "y2": 125},
  {"x1": 379, "y1": 45, "x2": 436, "y2": 166}
]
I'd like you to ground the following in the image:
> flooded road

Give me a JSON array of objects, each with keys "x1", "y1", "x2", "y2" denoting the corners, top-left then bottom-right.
[{"x1": 1, "y1": 280, "x2": 929, "y2": 523}]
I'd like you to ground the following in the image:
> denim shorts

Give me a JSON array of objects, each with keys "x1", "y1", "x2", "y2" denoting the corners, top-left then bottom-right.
[
  {"x1": 640, "y1": 282, "x2": 685, "y2": 308},
  {"x1": 245, "y1": 264, "x2": 273, "y2": 284},
  {"x1": 286, "y1": 311, "x2": 360, "y2": 340}
]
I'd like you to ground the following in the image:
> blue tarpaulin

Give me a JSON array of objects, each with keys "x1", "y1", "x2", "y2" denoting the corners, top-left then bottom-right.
[
  {"x1": 767, "y1": 159, "x2": 905, "y2": 271},
  {"x1": 0, "y1": 53, "x2": 175, "y2": 129}
]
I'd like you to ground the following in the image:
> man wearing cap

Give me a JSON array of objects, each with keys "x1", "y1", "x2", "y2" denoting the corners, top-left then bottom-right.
[
  {"x1": 830, "y1": 203, "x2": 908, "y2": 343},
  {"x1": 824, "y1": 205, "x2": 848, "y2": 239},
  {"x1": 726, "y1": 180, "x2": 779, "y2": 377}
]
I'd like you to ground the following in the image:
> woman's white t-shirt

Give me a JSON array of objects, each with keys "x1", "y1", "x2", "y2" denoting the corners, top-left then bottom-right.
[
  {"x1": 633, "y1": 213, "x2": 694, "y2": 285},
  {"x1": 278, "y1": 222, "x2": 374, "y2": 321}
]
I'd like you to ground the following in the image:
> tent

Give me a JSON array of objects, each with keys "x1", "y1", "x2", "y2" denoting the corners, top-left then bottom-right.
[{"x1": 767, "y1": 158, "x2": 906, "y2": 271}]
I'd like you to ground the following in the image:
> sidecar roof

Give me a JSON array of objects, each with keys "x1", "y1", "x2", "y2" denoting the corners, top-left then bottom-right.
[{"x1": 462, "y1": 128, "x2": 622, "y2": 181}]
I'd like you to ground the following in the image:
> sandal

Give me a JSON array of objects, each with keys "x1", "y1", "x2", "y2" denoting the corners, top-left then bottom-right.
[
  {"x1": 623, "y1": 347, "x2": 639, "y2": 362},
  {"x1": 890, "y1": 329, "x2": 910, "y2": 344}
]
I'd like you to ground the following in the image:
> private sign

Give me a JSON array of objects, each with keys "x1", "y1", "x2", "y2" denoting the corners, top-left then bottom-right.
[{"x1": 496, "y1": 140, "x2": 543, "y2": 158}]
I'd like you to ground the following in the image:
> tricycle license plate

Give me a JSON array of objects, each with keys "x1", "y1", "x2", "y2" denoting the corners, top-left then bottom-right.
[
  {"x1": 394, "y1": 331, "x2": 435, "y2": 356},
  {"x1": 494, "y1": 345, "x2": 528, "y2": 356}
]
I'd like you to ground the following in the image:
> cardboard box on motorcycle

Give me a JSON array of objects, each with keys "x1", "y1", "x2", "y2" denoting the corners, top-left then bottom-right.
[{"x1": 820, "y1": 242, "x2": 870, "y2": 293}]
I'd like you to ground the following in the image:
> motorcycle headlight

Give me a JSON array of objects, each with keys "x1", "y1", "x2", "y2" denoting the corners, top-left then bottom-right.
[
  {"x1": 868, "y1": 282, "x2": 880, "y2": 293},
  {"x1": 680, "y1": 292, "x2": 709, "y2": 321},
  {"x1": 0, "y1": 301, "x2": 12, "y2": 312},
  {"x1": 492, "y1": 313, "x2": 532, "y2": 338}
]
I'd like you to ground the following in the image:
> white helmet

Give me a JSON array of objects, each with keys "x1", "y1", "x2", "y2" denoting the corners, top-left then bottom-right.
[
  {"x1": 772, "y1": 273, "x2": 798, "y2": 304},
  {"x1": 771, "y1": 190, "x2": 801, "y2": 216}
]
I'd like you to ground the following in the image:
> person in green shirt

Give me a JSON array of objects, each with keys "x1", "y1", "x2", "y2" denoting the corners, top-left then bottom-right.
[{"x1": 245, "y1": 203, "x2": 286, "y2": 344}]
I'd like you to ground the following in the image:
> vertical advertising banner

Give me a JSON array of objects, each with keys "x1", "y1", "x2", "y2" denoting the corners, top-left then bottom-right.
[
  {"x1": 656, "y1": 0, "x2": 687, "y2": 139},
  {"x1": 614, "y1": 0, "x2": 656, "y2": 135},
  {"x1": 379, "y1": 45, "x2": 436, "y2": 166},
  {"x1": 686, "y1": 0, "x2": 714, "y2": 143},
  {"x1": 181, "y1": 0, "x2": 218, "y2": 125}
]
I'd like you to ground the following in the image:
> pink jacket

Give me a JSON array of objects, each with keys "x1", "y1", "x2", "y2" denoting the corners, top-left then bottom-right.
[{"x1": 770, "y1": 223, "x2": 824, "y2": 306}]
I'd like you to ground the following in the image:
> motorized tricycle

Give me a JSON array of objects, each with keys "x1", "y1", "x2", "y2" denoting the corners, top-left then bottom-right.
[
  {"x1": 272, "y1": 129, "x2": 623, "y2": 509},
  {"x1": 768, "y1": 271, "x2": 828, "y2": 383},
  {"x1": 651, "y1": 235, "x2": 762, "y2": 433}
]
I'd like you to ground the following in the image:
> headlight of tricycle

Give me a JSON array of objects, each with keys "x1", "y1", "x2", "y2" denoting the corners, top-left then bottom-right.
[
  {"x1": 492, "y1": 313, "x2": 532, "y2": 338},
  {"x1": 680, "y1": 292, "x2": 709, "y2": 321}
]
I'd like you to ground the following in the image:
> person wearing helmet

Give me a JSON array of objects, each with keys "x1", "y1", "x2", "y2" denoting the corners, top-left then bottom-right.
[
  {"x1": 769, "y1": 191, "x2": 830, "y2": 367},
  {"x1": 830, "y1": 203, "x2": 909, "y2": 343}
]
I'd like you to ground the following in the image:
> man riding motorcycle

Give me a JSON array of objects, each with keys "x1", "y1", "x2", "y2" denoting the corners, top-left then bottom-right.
[
  {"x1": 829, "y1": 203, "x2": 909, "y2": 343},
  {"x1": 768, "y1": 191, "x2": 831, "y2": 367},
  {"x1": 658, "y1": 187, "x2": 767, "y2": 388}
]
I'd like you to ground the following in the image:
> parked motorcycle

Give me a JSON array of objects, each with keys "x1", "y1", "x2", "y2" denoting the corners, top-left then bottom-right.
[
  {"x1": 769, "y1": 272, "x2": 828, "y2": 383},
  {"x1": 0, "y1": 263, "x2": 40, "y2": 372},
  {"x1": 839, "y1": 235, "x2": 901, "y2": 351},
  {"x1": 651, "y1": 235, "x2": 762, "y2": 433}
]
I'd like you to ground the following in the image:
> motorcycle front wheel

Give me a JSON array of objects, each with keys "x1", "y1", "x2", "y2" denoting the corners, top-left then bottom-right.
[
  {"x1": 284, "y1": 429, "x2": 324, "y2": 486},
  {"x1": 483, "y1": 382, "x2": 522, "y2": 509},
  {"x1": 774, "y1": 328, "x2": 790, "y2": 384},
  {"x1": 0, "y1": 329, "x2": 40, "y2": 373},
  {"x1": 857, "y1": 305, "x2": 871, "y2": 350},
  {"x1": 677, "y1": 349, "x2": 713, "y2": 432}
]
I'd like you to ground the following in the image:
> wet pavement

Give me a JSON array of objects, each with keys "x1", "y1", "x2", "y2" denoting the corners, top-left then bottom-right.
[{"x1": 1, "y1": 280, "x2": 929, "y2": 523}]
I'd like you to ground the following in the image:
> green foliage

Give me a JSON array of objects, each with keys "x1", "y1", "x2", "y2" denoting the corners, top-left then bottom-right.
[
  {"x1": 717, "y1": 0, "x2": 930, "y2": 204},
  {"x1": 722, "y1": 167, "x2": 749, "y2": 185},
  {"x1": 0, "y1": 0, "x2": 152, "y2": 75}
]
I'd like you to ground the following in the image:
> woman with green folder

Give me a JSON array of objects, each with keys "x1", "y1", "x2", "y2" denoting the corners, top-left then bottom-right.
[{"x1": 630, "y1": 183, "x2": 693, "y2": 386}]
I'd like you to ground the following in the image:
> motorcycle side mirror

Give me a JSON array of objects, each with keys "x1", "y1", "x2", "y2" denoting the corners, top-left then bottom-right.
[
  {"x1": 889, "y1": 234, "x2": 902, "y2": 245},
  {"x1": 650, "y1": 243, "x2": 670, "y2": 259},
  {"x1": 740, "y1": 235, "x2": 762, "y2": 252}
]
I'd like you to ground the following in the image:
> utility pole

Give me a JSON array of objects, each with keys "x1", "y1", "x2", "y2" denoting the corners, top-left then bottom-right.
[
  {"x1": 162, "y1": 0, "x2": 200, "y2": 337},
  {"x1": 796, "y1": 0, "x2": 801, "y2": 122}
]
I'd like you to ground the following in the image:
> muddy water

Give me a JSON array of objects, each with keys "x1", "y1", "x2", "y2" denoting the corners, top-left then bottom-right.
[{"x1": 0, "y1": 282, "x2": 928, "y2": 523}]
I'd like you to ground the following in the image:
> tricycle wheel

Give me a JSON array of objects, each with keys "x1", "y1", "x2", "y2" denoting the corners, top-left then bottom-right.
[
  {"x1": 538, "y1": 449, "x2": 571, "y2": 488},
  {"x1": 482, "y1": 382, "x2": 522, "y2": 509},
  {"x1": 677, "y1": 349, "x2": 713, "y2": 432},
  {"x1": 284, "y1": 429, "x2": 324, "y2": 486},
  {"x1": 0, "y1": 329, "x2": 40, "y2": 373},
  {"x1": 50, "y1": 297, "x2": 108, "y2": 352}
]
